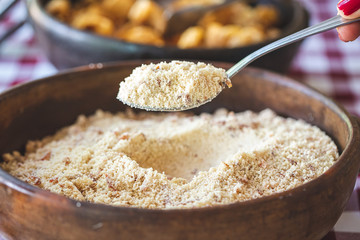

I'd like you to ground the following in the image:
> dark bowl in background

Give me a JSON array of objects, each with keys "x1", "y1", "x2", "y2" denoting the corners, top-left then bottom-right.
[
  {"x1": 0, "y1": 61, "x2": 359, "y2": 240},
  {"x1": 26, "y1": 0, "x2": 309, "y2": 72}
]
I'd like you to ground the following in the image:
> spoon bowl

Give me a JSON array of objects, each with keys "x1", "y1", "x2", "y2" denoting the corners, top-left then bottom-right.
[
  {"x1": 117, "y1": 60, "x2": 231, "y2": 112},
  {"x1": 119, "y1": 90, "x2": 222, "y2": 112},
  {"x1": 119, "y1": 15, "x2": 360, "y2": 112}
]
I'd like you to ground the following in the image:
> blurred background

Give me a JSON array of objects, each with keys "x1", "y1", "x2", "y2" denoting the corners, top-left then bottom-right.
[{"x1": 0, "y1": 1, "x2": 359, "y2": 239}]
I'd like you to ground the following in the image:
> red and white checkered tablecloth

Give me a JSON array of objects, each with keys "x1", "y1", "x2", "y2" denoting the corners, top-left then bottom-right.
[
  {"x1": 0, "y1": 0, "x2": 359, "y2": 240},
  {"x1": 0, "y1": 0, "x2": 56, "y2": 91},
  {"x1": 288, "y1": 0, "x2": 360, "y2": 118}
]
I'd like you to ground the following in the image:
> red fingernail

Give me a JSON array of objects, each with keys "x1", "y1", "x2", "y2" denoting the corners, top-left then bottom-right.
[{"x1": 337, "y1": 0, "x2": 360, "y2": 16}]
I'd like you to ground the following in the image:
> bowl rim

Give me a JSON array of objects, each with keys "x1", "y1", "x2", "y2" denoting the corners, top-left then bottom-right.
[
  {"x1": 0, "y1": 61, "x2": 358, "y2": 214},
  {"x1": 27, "y1": 0, "x2": 309, "y2": 52}
]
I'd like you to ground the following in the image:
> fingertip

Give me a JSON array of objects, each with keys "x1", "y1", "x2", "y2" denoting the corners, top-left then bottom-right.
[
  {"x1": 337, "y1": 22, "x2": 360, "y2": 42},
  {"x1": 337, "y1": 28, "x2": 346, "y2": 42}
]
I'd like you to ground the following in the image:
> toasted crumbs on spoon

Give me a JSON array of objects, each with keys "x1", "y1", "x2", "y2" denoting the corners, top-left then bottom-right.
[
  {"x1": 117, "y1": 60, "x2": 232, "y2": 111},
  {"x1": 118, "y1": 12, "x2": 360, "y2": 112}
]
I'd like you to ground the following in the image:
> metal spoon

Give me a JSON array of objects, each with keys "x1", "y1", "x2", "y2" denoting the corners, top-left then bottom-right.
[
  {"x1": 226, "y1": 15, "x2": 360, "y2": 79},
  {"x1": 120, "y1": 15, "x2": 360, "y2": 112}
]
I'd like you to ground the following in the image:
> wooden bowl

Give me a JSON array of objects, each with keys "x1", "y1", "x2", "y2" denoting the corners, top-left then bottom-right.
[
  {"x1": 26, "y1": 0, "x2": 308, "y2": 72},
  {"x1": 0, "y1": 61, "x2": 359, "y2": 240}
]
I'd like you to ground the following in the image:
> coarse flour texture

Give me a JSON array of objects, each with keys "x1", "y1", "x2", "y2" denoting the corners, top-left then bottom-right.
[
  {"x1": 1, "y1": 109, "x2": 338, "y2": 209},
  {"x1": 117, "y1": 61, "x2": 231, "y2": 110}
]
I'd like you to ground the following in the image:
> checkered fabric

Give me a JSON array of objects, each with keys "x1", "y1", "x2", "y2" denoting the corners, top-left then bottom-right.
[
  {"x1": 0, "y1": 0, "x2": 56, "y2": 92},
  {"x1": 0, "y1": 0, "x2": 359, "y2": 240},
  {"x1": 288, "y1": 0, "x2": 360, "y2": 118}
]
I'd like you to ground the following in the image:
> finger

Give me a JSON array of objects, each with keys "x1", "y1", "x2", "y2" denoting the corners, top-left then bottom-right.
[
  {"x1": 337, "y1": 22, "x2": 360, "y2": 42},
  {"x1": 337, "y1": 0, "x2": 360, "y2": 19}
]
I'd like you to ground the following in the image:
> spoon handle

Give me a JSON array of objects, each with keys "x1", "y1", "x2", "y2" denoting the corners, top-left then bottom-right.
[{"x1": 226, "y1": 15, "x2": 360, "y2": 78}]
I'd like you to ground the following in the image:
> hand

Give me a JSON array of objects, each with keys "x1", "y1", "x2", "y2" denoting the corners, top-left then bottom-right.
[{"x1": 337, "y1": 0, "x2": 360, "y2": 42}]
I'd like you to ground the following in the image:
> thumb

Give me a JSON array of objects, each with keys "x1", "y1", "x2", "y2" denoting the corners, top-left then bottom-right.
[{"x1": 337, "y1": 0, "x2": 360, "y2": 19}]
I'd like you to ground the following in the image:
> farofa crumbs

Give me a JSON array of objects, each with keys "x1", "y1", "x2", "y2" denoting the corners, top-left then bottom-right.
[
  {"x1": 1, "y1": 109, "x2": 338, "y2": 209},
  {"x1": 117, "y1": 61, "x2": 231, "y2": 110}
]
